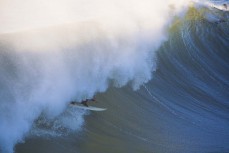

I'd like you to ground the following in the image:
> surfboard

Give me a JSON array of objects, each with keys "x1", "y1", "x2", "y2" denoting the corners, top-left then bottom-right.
[{"x1": 70, "y1": 103, "x2": 107, "y2": 111}]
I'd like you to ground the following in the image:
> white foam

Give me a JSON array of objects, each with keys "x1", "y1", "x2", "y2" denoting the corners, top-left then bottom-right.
[
  {"x1": 0, "y1": 0, "x2": 190, "y2": 152},
  {"x1": 30, "y1": 106, "x2": 87, "y2": 138}
]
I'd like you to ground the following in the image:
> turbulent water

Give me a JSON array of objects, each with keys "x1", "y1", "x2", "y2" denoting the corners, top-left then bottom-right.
[{"x1": 0, "y1": 0, "x2": 229, "y2": 153}]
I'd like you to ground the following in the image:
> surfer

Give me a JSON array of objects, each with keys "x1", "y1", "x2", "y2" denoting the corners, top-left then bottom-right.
[
  {"x1": 80, "y1": 98, "x2": 96, "y2": 107},
  {"x1": 70, "y1": 98, "x2": 96, "y2": 107}
]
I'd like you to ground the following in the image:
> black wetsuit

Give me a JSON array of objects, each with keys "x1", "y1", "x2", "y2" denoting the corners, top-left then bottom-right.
[
  {"x1": 81, "y1": 100, "x2": 89, "y2": 107},
  {"x1": 71, "y1": 98, "x2": 95, "y2": 107}
]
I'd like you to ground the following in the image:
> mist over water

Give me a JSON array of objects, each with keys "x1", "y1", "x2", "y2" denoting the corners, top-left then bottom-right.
[
  {"x1": 1, "y1": 0, "x2": 228, "y2": 152},
  {"x1": 0, "y1": 0, "x2": 192, "y2": 152},
  {"x1": 15, "y1": 4, "x2": 229, "y2": 152}
]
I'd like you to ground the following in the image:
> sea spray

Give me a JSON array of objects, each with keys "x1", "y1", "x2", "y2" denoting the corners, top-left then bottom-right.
[{"x1": 0, "y1": 0, "x2": 190, "y2": 152}]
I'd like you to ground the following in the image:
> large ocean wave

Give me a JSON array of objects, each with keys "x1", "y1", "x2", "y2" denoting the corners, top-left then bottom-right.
[{"x1": 0, "y1": 0, "x2": 229, "y2": 152}]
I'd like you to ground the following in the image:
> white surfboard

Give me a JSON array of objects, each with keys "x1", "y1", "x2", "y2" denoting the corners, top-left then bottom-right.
[{"x1": 70, "y1": 103, "x2": 107, "y2": 111}]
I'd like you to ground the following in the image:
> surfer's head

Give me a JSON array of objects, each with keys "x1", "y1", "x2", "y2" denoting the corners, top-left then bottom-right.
[{"x1": 223, "y1": 4, "x2": 227, "y2": 9}]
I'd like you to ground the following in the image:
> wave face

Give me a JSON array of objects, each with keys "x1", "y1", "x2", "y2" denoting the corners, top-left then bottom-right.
[
  {"x1": 0, "y1": 0, "x2": 189, "y2": 152},
  {"x1": 1, "y1": 0, "x2": 229, "y2": 153}
]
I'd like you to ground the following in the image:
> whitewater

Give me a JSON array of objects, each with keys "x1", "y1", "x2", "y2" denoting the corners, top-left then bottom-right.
[{"x1": 0, "y1": 0, "x2": 229, "y2": 152}]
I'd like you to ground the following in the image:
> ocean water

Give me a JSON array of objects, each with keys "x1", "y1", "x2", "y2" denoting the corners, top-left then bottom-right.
[{"x1": 0, "y1": 0, "x2": 229, "y2": 153}]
